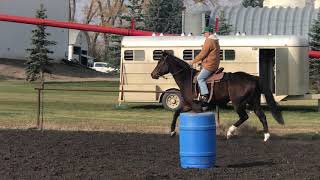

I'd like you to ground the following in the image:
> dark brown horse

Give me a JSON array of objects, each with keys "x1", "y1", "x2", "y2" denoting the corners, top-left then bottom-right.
[{"x1": 151, "y1": 51, "x2": 284, "y2": 142}]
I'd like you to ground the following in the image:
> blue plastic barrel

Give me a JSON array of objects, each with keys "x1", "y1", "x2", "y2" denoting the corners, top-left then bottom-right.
[{"x1": 179, "y1": 112, "x2": 216, "y2": 168}]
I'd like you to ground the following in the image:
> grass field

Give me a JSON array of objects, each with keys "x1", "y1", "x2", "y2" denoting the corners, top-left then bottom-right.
[{"x1": 0, "y1": 80, "x2": 319, "y2": 136}]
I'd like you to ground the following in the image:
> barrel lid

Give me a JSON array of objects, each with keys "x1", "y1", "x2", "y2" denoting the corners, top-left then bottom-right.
[{"x1": 181, "y1": 112, "x2": 214, "y2": 117}]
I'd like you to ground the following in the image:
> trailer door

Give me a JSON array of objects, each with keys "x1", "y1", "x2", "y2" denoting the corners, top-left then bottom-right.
[{"x1": 275, "y1": 48, "x2": 288, "y2": 95}]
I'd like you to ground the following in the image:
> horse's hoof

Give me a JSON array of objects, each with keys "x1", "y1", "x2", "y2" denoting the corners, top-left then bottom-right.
[
  {"x1": 170, "y1": 131, "x2": 176, "y2": 137},
  {"x1": 227, "y1": 132, "x2": 233, "y2": 139},
  {"x1": 227, "y1": 125, "x2": 237, "y2": 139},
  {"x1": 264, "y1": 133, "x2": 270, "y2": 142}
]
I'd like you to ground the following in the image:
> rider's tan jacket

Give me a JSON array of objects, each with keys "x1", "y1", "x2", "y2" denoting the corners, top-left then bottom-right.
[{"x1": 191, "y1": 35, "x2": 220, "y2": 72}]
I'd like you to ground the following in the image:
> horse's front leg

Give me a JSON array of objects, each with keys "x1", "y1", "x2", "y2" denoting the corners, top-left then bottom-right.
[
  {"x1": 227, "y1": 105, "x2": 249, "y2": 139},
  {"x1": 170, "y1": 108, "x2": 181, "y2": 137}
]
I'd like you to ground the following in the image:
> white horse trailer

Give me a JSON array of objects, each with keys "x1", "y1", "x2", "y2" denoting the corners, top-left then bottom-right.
[{"x1": 119, "y1": 35, "x2": 319, "y2": 110}]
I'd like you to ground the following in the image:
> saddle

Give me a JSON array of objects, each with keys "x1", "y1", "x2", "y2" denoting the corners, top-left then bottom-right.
[{"x1": 193, "y1": 67, "x2": 225, "y2": 102}]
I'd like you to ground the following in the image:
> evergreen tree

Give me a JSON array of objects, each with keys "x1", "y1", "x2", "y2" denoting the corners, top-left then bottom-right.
[
  {"x1": 144, "y1": 0, "x2": 184, "y2": 34},
  {"x1": 308, "y1": 12, "x2": 320, "y2": 92},
  {"x1": 309, "y1": 58, "x2": 320, "y2": 92},
  {"x1": 121, "y1": 0, "x2": 145, "y2": 30},
  {"x1": 309, "y1": 12, "x2": 320, "y2": 51},
  {"x1": 242, "y1": 0, "x2": 264, "y2": 8},
  {"x1": 215, "y1": 10, "x2": 233, "y2": 35},
  {"x1": 106, "y1": 35, "x2": 121, "y2": 71},
  {"x1": 25, "y1": 4, "x2": 56, "y2": 83}
]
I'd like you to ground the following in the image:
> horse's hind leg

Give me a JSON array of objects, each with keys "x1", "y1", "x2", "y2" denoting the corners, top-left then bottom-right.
[
  {"x1": 253, "y1": 104, "x2": 270, "y2": 142},
  {"x1": 227, "y1": 105, "x2": 249, "y2": 139},
  {"x1": 170, "y1": 108, "x2": 181, "y2": 137}
]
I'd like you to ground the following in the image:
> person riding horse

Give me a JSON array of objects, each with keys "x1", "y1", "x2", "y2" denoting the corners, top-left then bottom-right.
[{"x1": 188, "y1": 26, "x2": 221, "y2": 105}]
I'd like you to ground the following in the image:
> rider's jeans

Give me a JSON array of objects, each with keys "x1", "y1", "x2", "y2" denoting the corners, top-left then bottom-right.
[{"x1": 197, "y1": 68, "x2": 213, "y2": 95}]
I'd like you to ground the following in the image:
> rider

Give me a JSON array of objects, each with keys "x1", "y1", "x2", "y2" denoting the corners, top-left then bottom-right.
[{"x1": 189, "y1": 26, "x2": 221, "y2": 104}]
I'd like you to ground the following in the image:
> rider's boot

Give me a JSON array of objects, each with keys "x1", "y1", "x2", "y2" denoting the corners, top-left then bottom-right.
[{"x1": 199, "y1": 94, "x2": 209, "y2": 107}]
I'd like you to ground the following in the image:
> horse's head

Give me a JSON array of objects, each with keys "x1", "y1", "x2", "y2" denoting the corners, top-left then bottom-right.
[{"x1": 151, "y1": 51, "x2": 170, "y2": 79}]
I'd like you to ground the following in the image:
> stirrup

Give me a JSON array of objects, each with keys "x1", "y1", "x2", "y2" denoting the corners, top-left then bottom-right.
[
  {"x1": 200, "y1": 95, "x2": 209, "y2": 106},
  {"x1": 200, "y1": 95, "x2": 209, "y2": 103}
]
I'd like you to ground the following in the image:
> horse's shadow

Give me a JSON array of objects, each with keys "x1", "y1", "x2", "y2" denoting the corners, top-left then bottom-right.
[{"x1": 225, "y1": 161, "x2": 275, "y2": 168}]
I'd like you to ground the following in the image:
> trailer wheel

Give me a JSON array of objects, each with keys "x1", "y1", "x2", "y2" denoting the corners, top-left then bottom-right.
[{"x1": 162, "y1": 90, "x2": 182, "y2": 111}]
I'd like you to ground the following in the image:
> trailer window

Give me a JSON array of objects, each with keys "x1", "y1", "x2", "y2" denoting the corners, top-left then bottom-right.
[
  {"x1": 183, "y1": 49, "x2": 202, "y2": 61},
  {"x1": 124, "y1": 50, "x2": 145, "y2": 61},
  {"x1": 183, "y1": 50, "x2": 193, "y2": 60},
  {"x1": 224, "y1": 50, "x2": 235, "y2": 61},
  {"x1": 134, "y1": 50, "x2": 145, "y2": 61},
  {"x1": 153, "y1": 50, "x2": 174, "y2": 60},
  {"x1": 194, "y1": 50, "x2": 201, "y2": 58},
  {"x1": 124, "y1": 50, "x2": 133, "y2": 61},
  {"x1": 219, "y1": 50, "x2": 223, "y2": 60}
]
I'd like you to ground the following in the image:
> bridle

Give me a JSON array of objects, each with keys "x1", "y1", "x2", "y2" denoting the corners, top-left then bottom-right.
[{"x1": 157, "y1": 54, "x2": 191, "y2": 79}]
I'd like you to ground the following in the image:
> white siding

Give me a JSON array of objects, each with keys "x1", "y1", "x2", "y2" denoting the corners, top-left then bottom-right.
[{"x1": 0, "y1": 0, "x2": 69, "y2": 60}]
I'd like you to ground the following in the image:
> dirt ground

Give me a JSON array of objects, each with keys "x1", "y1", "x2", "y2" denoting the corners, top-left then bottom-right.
[{"x1": 0, "y1": 129, "x2": 319, "y2": 180}]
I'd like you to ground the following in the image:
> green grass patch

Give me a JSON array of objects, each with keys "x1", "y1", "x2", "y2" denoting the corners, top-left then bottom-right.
[{"x1": 0, "y1": 80, "x2": 319, "y2": 136}]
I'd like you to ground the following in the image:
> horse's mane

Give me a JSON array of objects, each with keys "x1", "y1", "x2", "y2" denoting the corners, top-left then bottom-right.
[{"x1": 166, "y1": 53, "x2": 196, "y2": 72}]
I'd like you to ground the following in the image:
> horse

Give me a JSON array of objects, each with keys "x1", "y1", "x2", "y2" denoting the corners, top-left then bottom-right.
[{"x1": 151, "y1": 51, "x2": 284, "y2": 142}]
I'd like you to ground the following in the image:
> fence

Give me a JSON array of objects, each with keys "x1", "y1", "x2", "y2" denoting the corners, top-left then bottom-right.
[{"x1": 34, "y1": 86, "x2": 221, "y2": 130}]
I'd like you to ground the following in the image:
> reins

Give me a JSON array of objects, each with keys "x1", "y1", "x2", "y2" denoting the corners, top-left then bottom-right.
[{"x1": 159, "y1": 54, "x2": 193, "y2": 80}]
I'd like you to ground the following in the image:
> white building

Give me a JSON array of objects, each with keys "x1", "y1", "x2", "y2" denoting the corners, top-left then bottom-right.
[
  {"x1": 0, "y1": 0, "x2": 69, "y2": 61},
  {"x1": 68, "y1": 30, "x2": 93, "y2": 66}
]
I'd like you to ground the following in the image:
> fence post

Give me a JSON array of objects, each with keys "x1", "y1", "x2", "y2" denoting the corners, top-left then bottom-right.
[
  {"x1": 318, "y1": 99, "x2": 320, "y2": 112},
  {"x1": 40, "y1": 81, "x2": 44, "y2": 130},
  {"x1": 36, "y1": 88, "x2": 41, "y2": 128}
]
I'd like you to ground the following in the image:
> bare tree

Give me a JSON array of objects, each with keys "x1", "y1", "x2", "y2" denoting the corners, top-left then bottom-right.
[
  {"x1": 81, "y1": 0, "x2": 100, "y2": 57},
  {"x1": 80, "y1": 0, "x2": 126, "y2": 59},
  {"x1": 96, "y1": 0, "x2": 125, "y2": 60}
]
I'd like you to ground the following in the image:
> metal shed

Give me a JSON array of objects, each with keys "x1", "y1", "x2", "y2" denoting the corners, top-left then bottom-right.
[
  {"x1": 183, "y1": 6, "x2": 319, "y2": 38},
  {"x1": 208, "y1": 6, "x2": 319, "y2": 37}
]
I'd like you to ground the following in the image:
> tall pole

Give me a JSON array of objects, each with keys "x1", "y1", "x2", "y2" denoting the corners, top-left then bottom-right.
[
  {"x1": 131, "y1": 17, "x2": 135, "y2": 30},
  {"x1": 182, "y1": 10, "x2": 185, "y2": 34},
  {"x1": 215, "y1": 17, "x2": 219, "y2": 33}
]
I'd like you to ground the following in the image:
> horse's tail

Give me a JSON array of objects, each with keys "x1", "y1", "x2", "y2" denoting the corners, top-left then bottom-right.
[{"x1": 257, "y1": 79, "x2": 284, "y2": 125}]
